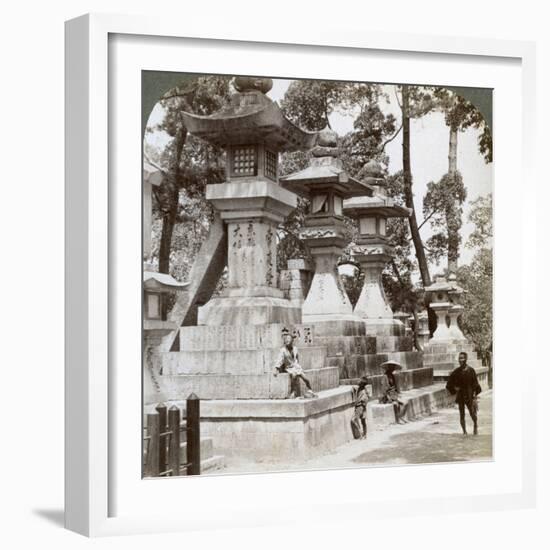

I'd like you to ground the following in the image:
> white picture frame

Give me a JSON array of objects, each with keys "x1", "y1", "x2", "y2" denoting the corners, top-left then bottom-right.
[{"x1": 65, "y1": 13, "x2": 537, "y2": 537}]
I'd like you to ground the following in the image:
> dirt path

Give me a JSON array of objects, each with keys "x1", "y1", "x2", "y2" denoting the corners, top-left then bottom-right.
[{"x1": 220, "y1": 390, "x2": 493, "y2": 475}]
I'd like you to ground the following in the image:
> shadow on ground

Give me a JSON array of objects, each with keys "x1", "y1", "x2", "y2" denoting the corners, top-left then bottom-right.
[
  {"x1": 33, "y1": 509, "x2": 64, "y2": 527},
  {"x1": 353, "y1": 429, "x2": 492, "y2": 465}
]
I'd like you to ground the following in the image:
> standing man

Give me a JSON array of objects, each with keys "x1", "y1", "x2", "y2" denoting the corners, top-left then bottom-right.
[
  {"x1": 446, "y1": 352, "x2": 482, "y2": 435},
  {"x1": 351, "y1": 376, "x2": 369, "y2": 439},
  {"x1": 273, "y1": 329, "x2": 317, "y2": 399}
]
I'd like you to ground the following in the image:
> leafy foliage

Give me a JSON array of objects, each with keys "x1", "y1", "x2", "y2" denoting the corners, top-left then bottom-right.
[
  {"x1": 147, "y1": 75, "x2": 232, "y2": 276},
  {"x1": 280, "y1": 80, "x2": 351, "y2": 131},
  {"x1": 466, "y1": 193, "x2": 493, "y2": 249},
  {"x1": 432, "y1": 87, "x2": 493, "y2": 163},
  {"x1": 423, "y1": 171, "x2": 467, "y2": 265},
  {"x1": 456, "y1": 248, "x2": 493, "y2": 354},
  {"x1": 455, "y1": 193, "x2": 493, "y2": 355}
]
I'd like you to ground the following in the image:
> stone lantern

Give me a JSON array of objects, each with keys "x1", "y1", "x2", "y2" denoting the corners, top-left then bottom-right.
[
  {"x1": 343, "y1": 161, "x2": 410, "y2": 335},
  {"x1": 143, "y1": 271, "x2": 189, "y2": 342},
  {"x1": 424, "y1": 274, "x2": 467, "y2": 342},
  {"x1": 180, "y1": 76, "x2": 317, "y2": 326},
  {"x1": 143, "y1": 271, "x2": 188, "y2": 404},
  {"x1": 280, "y1": 128, "x2": 374, "y2": 323},
  {"x1": 447, "y1": 274, "x2": 467, "y2": 340}
]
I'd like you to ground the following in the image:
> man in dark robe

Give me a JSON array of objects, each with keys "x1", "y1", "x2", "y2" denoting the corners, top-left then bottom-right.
[{"x1": 446, "y1": 352, "x2": 482, "y2": 435}]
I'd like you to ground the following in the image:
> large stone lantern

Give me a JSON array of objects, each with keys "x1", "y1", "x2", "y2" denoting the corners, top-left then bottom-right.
[
  {"x1": 280, "y1": 128, "x2": 374, "y2": 323},
  {"x1": 180, "y1": 77, "x2": 317, "y2": 326},
  {"x1": 343, "y1": 161, "x2": 410, "y2": 335}
]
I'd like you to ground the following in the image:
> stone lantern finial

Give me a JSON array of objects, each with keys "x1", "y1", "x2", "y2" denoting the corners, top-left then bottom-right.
[{"x1": 232, "y1": 76, "x2": 273, "y2": 94}]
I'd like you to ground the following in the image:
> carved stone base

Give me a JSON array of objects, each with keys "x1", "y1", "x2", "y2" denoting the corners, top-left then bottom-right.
[{"x1": 197, "y1": 296, "x2": 301, "y2": 326}]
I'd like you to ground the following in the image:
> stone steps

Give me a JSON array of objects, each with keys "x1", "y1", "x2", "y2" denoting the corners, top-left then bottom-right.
[
  {"x1": 423, "y1": 351, "x2": 481, "y2": 365},
  {"x1": 329, "y1": 350, "x2": 423, "y2": 379},
  {"x1": 161, "y1": 366, "x2": 340, "y2": 400},
  {"x1": 367, "y1": 383, "x2": 454, "y2": 428},
  {"x1": 374, "y1": 335, "x2": 414, "y2": 353},
  {"x1": 423, "y1": 342, "x2": 477, "y2": 354},
  {"x1": 341, "y1": 366, "x2": 434, "y2": 399},
  {"x1": 160, "y1": 345, "x2": 327, "y2": 376}
]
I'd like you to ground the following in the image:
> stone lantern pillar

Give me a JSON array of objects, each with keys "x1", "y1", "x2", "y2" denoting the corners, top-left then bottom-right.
[
  {"x1": 448, "y1": 275, "x2": 467, "y2": 340},
  {"x1": 424, "y1": 276, "x2": 455, "y2": 341},
  {"x1": 280, "y1": 128, "x2": 374, "y2": 323},
  {"x1": 180, "y1": 77, "x2": 317, "y2": 327},
  {"x1": 343, "y1": 161, "x2": 410, "y2": 335},
  {"x1": 417, "y1": 311, "x2": 431, "y2": 348}
]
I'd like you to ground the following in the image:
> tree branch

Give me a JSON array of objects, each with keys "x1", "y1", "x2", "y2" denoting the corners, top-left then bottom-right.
[
  {"x1": 144, "y1": 154, "x2": 167, "y2": 175},
  {"x1": 418, "y1": 209, "x2": 437, "y2": 231},
  {"x1": 380, "y1": 124, "x2": 403, "y2": 151},
  {"x1": 394, "y1": 86, "x2": 402, "y2": 110}
]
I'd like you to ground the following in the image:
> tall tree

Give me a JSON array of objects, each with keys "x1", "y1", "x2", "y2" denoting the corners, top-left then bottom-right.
[
  {"x1": 399, "y1": 84, "x2": 433, "y2": 287},
  {"x1": 280, "y1": 80, "x2": 351, "y2": 130},
  {"x1": 147, "y1": 76, "x2": 231, "y2": 274},
  {"x1": 422, "y1": 88, "x2": 491, "y2": 274}
]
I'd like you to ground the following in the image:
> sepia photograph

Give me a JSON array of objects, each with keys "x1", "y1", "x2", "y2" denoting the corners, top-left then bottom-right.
[{"x1": 141, "y1": 72, "x2": 493, "y2": 477}]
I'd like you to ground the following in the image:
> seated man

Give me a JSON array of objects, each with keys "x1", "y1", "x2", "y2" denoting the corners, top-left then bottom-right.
[
  {"x1": 379, "y1": 361, "x2": 409, "y2": 424},
  {"x1": 273, "y1": 329, "x2": 317, "y2": 399}
]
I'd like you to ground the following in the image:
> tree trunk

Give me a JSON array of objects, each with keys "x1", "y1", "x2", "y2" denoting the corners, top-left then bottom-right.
[
  {"x1": 401, "y1": 85, "x2": 431, "y2": 287},
  {"x1": 447, "y1": 125, "x2": 459, "y2": 275},
  {"x1": 448, "y1": 126, "x2": 458, "y2": 174},
  {"x1": 158, "y1": 125, "x2": 187, "y2": 274}
]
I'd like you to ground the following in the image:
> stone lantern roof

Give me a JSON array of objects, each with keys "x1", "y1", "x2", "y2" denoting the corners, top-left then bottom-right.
[
  {"x1": 179, "y1": 76, "x2": 318, "y2": 152},
  {"x1": 143, "y1": 271, "x2": 189, "y2": 292},
  {"x1": 279, "y1": 127, "x2": 374, "y2": 198},
  {"x1": 424, "y1": 275, "x2": 464, "y2": 295},
  {"x1": 343, "y1": 194, "x2": 410, "y2": 218},
  {"x1": 343, "y1": 160, "x2": 410, "y2": 218}
]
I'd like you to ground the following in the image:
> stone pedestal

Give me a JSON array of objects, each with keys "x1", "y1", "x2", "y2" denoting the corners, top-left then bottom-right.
[
  {"x1": 143, "y1": 320, "x2": 178, "y2": 405},
  {"x1": 197, "y1": 180, "x2": 301, "y2": 327},
  {"x1": 352, "y1": 245, "x2": 404, "y2": 336},
  {"x1": 448, "y1": 304, "x2": 466, "y2": 340},
  {"x1": 300, "y1": 219, "x2": 359, "y2": 324},
  {"x1": 417, "y1": 311, "x2": 431, "y2": 348},
  {"x1": 280, "y1": 258, "x2": 313, "y2": 305},
  {"x1": 430, "y1": 302, "x2": 453, "y2": 341}
]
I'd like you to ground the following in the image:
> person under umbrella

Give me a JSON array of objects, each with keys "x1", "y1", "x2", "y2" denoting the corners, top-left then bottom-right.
[{"x1": 379, "y1": 360, "x2": 409, "y2": 424}]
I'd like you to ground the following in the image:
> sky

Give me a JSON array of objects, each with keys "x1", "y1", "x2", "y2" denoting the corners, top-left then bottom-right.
[{"x1": 145, "y1": 78, "x2": 493, "y2": 276}]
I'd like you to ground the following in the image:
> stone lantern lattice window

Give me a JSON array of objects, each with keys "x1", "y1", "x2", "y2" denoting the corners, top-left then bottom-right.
[
  {"x1": 264, "y1": 148, "x2": 278, "y2": 181},
  {"x1": 230, "y1": 145, "x2": 257, "y2": 177}
]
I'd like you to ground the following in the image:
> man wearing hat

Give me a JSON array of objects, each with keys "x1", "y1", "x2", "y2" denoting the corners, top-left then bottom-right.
[
  {"x1": 379, "y1": 361, "x2": 409, "y2": 424},
  {"x1": 273, "y1": 328, "x2": 317, "y2": 399},
  {"x1": 446, "y1": 352, "x2": 482, "y2": 435}
]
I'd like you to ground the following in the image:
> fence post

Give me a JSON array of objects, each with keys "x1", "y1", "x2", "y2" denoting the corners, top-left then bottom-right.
[
  {"x1": 155, "y1": 402, "x2": 167, "y2": 473},
  {"x1": 186, "y1": 393, "x2": 201, "y2": 476},
  {"x1": 168, "y1": 405, "x2": 181, "y2": 476},
  {"x1": 145, "y1": 411, "x2": 160, "y2": 477}
]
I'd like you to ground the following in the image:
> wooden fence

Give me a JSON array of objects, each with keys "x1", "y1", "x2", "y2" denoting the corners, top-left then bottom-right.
[{"x1": 143, "y1": 393, "x2": 201, "y2": 477}]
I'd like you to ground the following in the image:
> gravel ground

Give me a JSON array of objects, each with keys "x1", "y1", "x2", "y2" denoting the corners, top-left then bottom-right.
[{"x1": 219, "y1": 390, "x2": 493, "y2": 475}]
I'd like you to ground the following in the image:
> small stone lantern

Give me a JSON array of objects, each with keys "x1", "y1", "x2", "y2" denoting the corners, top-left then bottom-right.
[
  {"x1": 343, "y1": 161, "x2": 410, "y2": 334},
  {"x1": 424, "y1": 276, "x2": 455, "y2": 341},
  {"x1": 280, "y1": 128, "x2": 374, "y2": 322},
  {"x1": 143, "y1": 271, "x2": 189, "y2": 341},
  {"x1": 143, "y1": 271, "x2": 189, "y2": 403}
]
